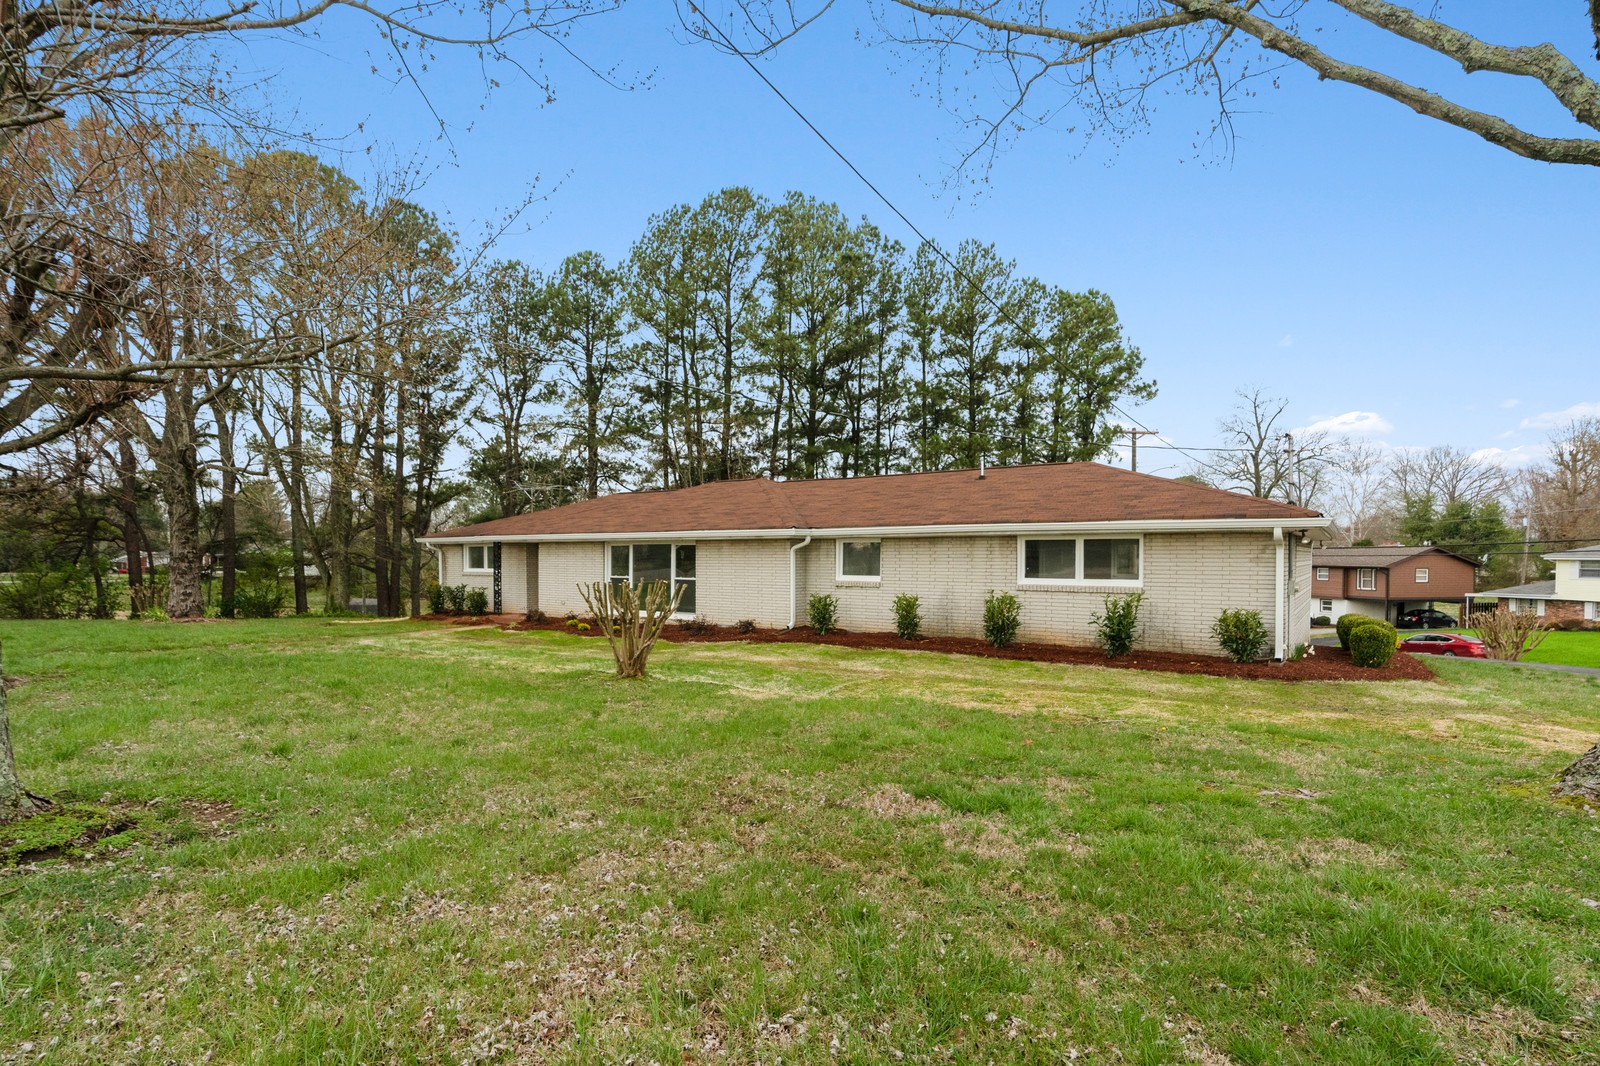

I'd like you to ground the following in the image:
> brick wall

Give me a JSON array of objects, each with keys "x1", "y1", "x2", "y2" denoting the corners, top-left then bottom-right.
[
  {"x1": 438, "y1": 543, "x2": 534, "y2": 613},
  {"x1": 536, "y1": 542, "x2": 606, "y2": 616}
]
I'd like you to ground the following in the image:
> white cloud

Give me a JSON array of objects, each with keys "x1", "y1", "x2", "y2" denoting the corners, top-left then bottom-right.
[
  {"x1": 1470, "y1": 445, "x2": 1542, "y2": 469},
  {"x1": 1498, "y1": 397, "x2": 1520, "y2": 410},
  {"x1": 1295, "y1": 410, "x2": 1393, "y2": 437},
  {"x1": 1520, "y1": 401, "x2": 1600, "y2": 430},
  {"x1": 1277, "y1": 334, "x2": 1294, "y2": 349}
]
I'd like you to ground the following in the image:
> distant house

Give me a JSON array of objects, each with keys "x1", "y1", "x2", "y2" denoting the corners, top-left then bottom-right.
[
  {"x1": 1309, "y1": 545, "x2": 1479, "y2": 623},
  {"x1": 1470, "y1": 544, "x2": 1600, "y2": 624},
  {"x1": 421, "y1": 462, "x2": 1333, "y2": 659}
]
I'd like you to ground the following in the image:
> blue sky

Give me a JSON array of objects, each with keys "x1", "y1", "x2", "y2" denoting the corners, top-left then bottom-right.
[{"x1": 236, "y1": 3, "x2": 1597, "y2": 478}]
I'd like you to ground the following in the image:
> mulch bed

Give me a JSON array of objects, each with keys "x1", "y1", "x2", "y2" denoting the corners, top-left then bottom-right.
[{"x1": 422, "y1": 613, "x2": 1436, "y2": 683}]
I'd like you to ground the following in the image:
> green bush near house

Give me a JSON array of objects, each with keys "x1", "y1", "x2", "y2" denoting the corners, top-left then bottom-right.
[
  {"x1": 1310, "y1": 614, "x2": 1332, "y2": 627},
  {"x1": 983, "y1": 590, "x2": 1021, "y2": 648},
  {"x1": 1349, "y1": 620, "x2": 1399, "y2": 668},
  {"x1": 1212, "y1": 608, "x2": 1269, "y2": 663},
  {"x1": 426, "y1": 584, "x2": 447, "y2": 615},
  {"x1": 465, "y1": 589, "x2": 489, "y2": 617},
  {"x1": 892, "y1": 593, "x2": 922, "y2": 640},
  {"x1": 1336, "y1": 613, "x2": 1374, "y2": 651},
  {"x1": 1091, "y1": 591, "x2": 1145, "y2": 658},
  {"x1": 807, "y1": 593, "x2": 838, "y2": 635},
  {"x1": 444, "y1": 584, "x2": 468, "y2": 615}
]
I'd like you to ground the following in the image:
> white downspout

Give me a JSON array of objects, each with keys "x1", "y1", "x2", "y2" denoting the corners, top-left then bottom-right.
[
  {"x1": 429, "y1": 545, "x2": 445, "y2": 587},
  {"x1": 1273, "y1": 527, "x2": 1286, "y2": 661},
  {"x1": 788, "y1": 535, "x2": 813, "y2": 629}
]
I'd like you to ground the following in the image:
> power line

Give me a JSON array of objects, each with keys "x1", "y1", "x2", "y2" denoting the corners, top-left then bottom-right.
[{"x1": 690, "y1": 7, "x2": 1207, "y2": 471}]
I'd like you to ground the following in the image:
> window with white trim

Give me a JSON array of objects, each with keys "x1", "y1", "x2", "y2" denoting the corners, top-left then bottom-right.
[
  {"x1": 609, "y1": 543, "x2": 696, "y2": 613},
  {"x1": 1019, "y1": 536, "x2": 1141, "y2": 586},
  {"x1": 837, "y1": 539, "x2": 881, "y2": 581},
  {"x1": 1320, "y1": 599, "x2": 1333, "y2": 613},
  {"x1": 1356, "y1": 568, "x2": 1377, "y2": 591},
  {"x1": 464, "y1": 544, "x2": 491, "y2": 573},
  {"x1": 1415, "y1": 567, "x2": 1430, "y2": 584},
  {"x1": 1581, "y1": 560, "x2": 1600, "y2": 579},
  {"x1": 1316, "y1": 567, "x2": 1329, "y2": 581}
]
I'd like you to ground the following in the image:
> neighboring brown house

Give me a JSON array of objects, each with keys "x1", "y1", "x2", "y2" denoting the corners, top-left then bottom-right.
[
  {"x1": 1309, "y1": 545, "x2": 1479, "y2": 623},
  {"x1": 422, "y1": 462, "x2": 1333, "y2": 658}
]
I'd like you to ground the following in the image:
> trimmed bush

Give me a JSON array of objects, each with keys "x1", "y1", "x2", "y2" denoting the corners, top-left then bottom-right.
[
  {"x1": 1090, "y1": 591, "x2": 1144, "y2": 658},
  {"x1": 1212, "y1": 608, "x2": 1269, "y2": 663},
  {"x1": 1335, "y1": 613, "x2": 1376, "y2": 651},
  {"x1": 983, "y1": 590, "x2": 1021, "y2": 648},
  {"x1": 892, "y1": 593, "x2": 922, "y2": 640},
  {"x1": 1310, "y1": 614, "x2": 1332, "y2": 627},
  {"x1": 1348, "y1": 621, "x2": 1399, "y2": 668},
  {"x1": 426, "y1": 584, "x2": 447, "y2": 614},
  {"x1": 465, "y1": 589, "x2": 489, "y2": 616},
  {"x1": 444, "y1": 584, "x2": 468, "y2": 615},
  {"x1": 680, "y1": 615, "x2": 714, "y2": 635},
  {"x1": 807, "y1": 593, "x2": 839, "y2": 635}
]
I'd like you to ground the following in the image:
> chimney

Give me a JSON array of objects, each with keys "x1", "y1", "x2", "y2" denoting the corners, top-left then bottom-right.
[{"x1": 978, "y1": 456, "x2": 986, "y2": 479}]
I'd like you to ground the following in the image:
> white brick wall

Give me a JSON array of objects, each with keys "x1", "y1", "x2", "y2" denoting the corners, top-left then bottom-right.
[
  {"x1": 536, "y1": 542, "x2": 607, "y2": 617},
  {"x1": 696, "y1": 540, "x2": 791, "y2": 627},
  {"x1": 796, "y1": 532, "x2": 1287, "y2": 656}
]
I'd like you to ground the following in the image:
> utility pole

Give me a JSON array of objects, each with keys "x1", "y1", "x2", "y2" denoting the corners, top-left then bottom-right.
[
  {"x1": 1121, "y1": 428, "x2": 1162, "y2": 473},
  {"x1": 1280, "y1": 432, "x2": 1299, "y2": 505}
]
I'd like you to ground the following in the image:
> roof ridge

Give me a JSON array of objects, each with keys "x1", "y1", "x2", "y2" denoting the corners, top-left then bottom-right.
[{"x1": 759, "y1": 476, "x2": 808, "y2": 528}]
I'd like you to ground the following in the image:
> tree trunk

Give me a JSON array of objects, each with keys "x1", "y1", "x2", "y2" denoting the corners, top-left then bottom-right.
[
  {"x1": 290, "y1": 368, "x2": 309, "y2": 614},
  {"x1": 213, "y1": 399, "x2": 238, "y2": 615},
  {"x1": 158, "y1": 381, "x2": 206, "y2": 619},
  {"x1": 0, "y1": 642, "x2": 39, "y2": 822},
  {"x1": 1555, "y1": 741, "x2": 1600, "y2": 802},
  {"x1": 117, "y1": 437, "x2": 144, "y2": 611}
]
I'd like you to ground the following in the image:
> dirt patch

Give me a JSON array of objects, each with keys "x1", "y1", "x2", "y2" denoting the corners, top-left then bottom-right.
[
  {"x1": 494, "y1": 617, "x2": 1438, "y2": 683},
  {"x1": 855, "y1": 785, "x2": 942, "y2": 818}
]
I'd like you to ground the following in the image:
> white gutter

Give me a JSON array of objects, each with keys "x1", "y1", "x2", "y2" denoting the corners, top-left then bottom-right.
[
  {"x1": 788, "y1": 535, "x2": 812, "y2": 629},
  {"x1": 1273, "y1": 526, "x2": 1287, "y2": 662},
  {"x1": 421, "y1": 516, "x2": 1335, "y2": 545},
  {"x1": 428, "y1": 544, "x2": 445, "y2": 585}
]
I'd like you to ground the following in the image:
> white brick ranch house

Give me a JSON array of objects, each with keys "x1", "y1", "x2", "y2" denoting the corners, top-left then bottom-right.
[{"x1": 421, "y1": 463, "x2": 1332, "y2": 658}]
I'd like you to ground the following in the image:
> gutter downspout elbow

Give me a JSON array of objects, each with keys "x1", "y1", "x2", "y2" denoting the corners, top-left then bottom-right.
[
  {"x1": 1273, "y1": 527, "x2": 1286, "y2": 662},
  {"x1": 788, "y1": 534, "x2": 813, "y2": 629}
]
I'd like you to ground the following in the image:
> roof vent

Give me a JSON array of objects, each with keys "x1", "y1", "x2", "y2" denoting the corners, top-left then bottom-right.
[{"x1": 978, "y1": 456, "x2": 986, "y2": 480}]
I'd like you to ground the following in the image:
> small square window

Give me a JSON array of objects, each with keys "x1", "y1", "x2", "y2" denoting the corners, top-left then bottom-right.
[
  {"x1": 1356, "y1": 568, "x2": 1377, "y2": 592},
  {"x1": 465, "y1": 545, "x2": 490, "y2": 572},
  {"x1": 1580, "y1": 560, "x2": 1600, "y2": 579},
  {"x1": 1320, "y1": 599, "x2": 1333, "y2": 613},
  {"x1": 838, "y1": 540, "x2": 881, "y2": 580},
  {"x1": 1316, "y1": 567, "x2": 1329, "y2": 581},
  {"x1": 1415, "y1": 567, "x2": 1430, "y2": 584}
]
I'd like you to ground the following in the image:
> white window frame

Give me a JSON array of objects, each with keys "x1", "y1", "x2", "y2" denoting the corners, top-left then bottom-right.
[
  {"x1": 1316, "y1": 567, "x2": 1329, "y2": 581},
  {"x1": 1319, "y1": 599, "x2": 1333, "y2": 614},
  {"x1": 1580, "y1": 560, "x2": 1600, "y2": 579},
  {"x1": 608, "y1": 542, "x2": 697, "y2": 616},
  {"x1": 1415, "y1": 567, "x2": 1430, "y2": 584},
  {"x1": 835, "y1": 539, "x2": 882, "y2": 584},
  {"x1": 1016, "y1": 534, "x2": 1143, "y2": 588},
  {"x1": 463, "y1": 544, "x2": 492, "y2": 574},
  {"x1": 1356, "y1": 568, "x2": 1377, "y2": 592}
]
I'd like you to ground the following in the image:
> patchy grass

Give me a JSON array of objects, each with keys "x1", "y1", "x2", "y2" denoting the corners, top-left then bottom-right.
[{"x1": 1, "y1": 619, "x2": 1598, "y2": 1064}]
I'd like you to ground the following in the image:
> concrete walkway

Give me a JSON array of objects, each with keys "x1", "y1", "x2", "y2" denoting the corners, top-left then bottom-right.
[{"x1": 1311, "y1": 637, "x2": 1600, "y2": 678}]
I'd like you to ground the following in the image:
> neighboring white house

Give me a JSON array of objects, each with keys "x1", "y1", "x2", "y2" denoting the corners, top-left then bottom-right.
[
  {"x1": 1471, "y1": 544, "x2": 1600, "y2": 623},
  {"x1": 421, "y1": 462, "x2": 1334, "y2": 659}
]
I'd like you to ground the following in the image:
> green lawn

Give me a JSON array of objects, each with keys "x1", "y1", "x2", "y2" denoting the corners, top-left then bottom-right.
[
  {"x1": 1521, "y1": 631, "x2": 1600, "y2": 668},
  {"x1": 2, "y1": 620, "x2": 1598, "y2": 1064}
]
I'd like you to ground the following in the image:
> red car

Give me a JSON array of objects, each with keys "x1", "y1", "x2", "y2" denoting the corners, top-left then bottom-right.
[{"x1": 1399, "y1": 633, "x2": 1486, "y2": 658}]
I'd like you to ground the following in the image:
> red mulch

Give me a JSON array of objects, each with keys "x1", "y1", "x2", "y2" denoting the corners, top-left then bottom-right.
[{"x1": 422, "y1": 613, "x2": 1437, "y2": 683}]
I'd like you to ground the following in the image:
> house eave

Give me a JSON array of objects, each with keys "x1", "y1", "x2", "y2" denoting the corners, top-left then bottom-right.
[{"x1": 421, "y1": 515, "x2": 1335, "y2": 544}]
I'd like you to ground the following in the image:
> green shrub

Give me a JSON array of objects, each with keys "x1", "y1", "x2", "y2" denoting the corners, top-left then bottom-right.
[
  {"x1": 426, "y1": 584, "x2": 447, "y2": 614},
  {"x1": 983, "y1": 590, "x2": 1021, "y2": 648},
  {"x1": 1212, "y1": 608, "x2": 1269, "y2": 663},
  {"x1": 807, "y1": 593, "x2": 838, "y2": 635},
  {"x1": 465, "y1": 588, "x2": 489, "y2": 616},
  {"x1": 444, "y1": 584, "x2": 468, "y2": 615},
  {"x1": 1310, "y1": 614, "x2": 1332, "y2": 627},
  {"x1": 1091, "y1": 591, "x2": 1144, "y2": 658},
  {"x1": 0, "y1": 562, "x2": 117, "y2": 619},
  {"x1": 1349, "y1": 620, "x2": 1398, "y2": 667},
  {"x1": 231, "y1": 578, "x2": 289, "y2": 619},
  {"x1": 1336, "y1": 613, "x2": 1375, "y2": 651},
  {"x1": 892, "y1": 593, "x2": 922, "y2": 640}
]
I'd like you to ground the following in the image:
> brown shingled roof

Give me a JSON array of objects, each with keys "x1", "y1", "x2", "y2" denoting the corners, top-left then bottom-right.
[
  {"x1": 1310, "y1": 545, "x2": 1481, "y2": 569},
  {"x1": 427, "y1": 463, "x2": 1323, "y2": 540}
]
